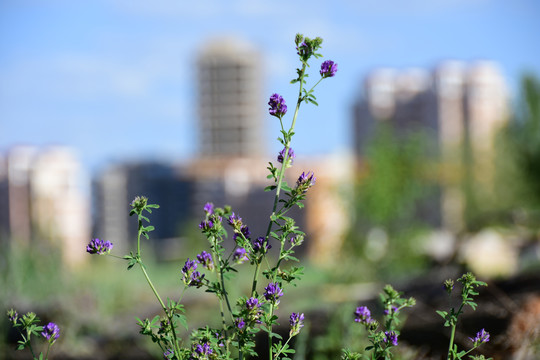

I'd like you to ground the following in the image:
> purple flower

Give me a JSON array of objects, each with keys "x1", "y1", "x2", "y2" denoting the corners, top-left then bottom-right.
[
  {"x1": 235, "y1": 317, "x2": 246, "y2": 330},
  {"x1": 277, "y1": 147, "x2": 295, "y2": 165},
  {"x1": 228, "y1": 212, "x2": 243, "y2": 228},
  {"x1": 253, "y1": 237, "x2": 271, "y2": 254},
  {"x1": 197, "y1": 251, "x2": 214, "y2": 271},
  {"x1": 289, "y1": 312, "x2": 305, "y2": 337},
  {"x1": 233, "y1": 225, "x2": 251, "y2": 242},
  {"x1": 264, "y1": 282, "x2": 284, "y2": 306},
  {"x1": 469, "y1": 328, "x2": 490, "y2": 345},
  {"x1": 203, "y1": 202, "x2": 214, "y2": 215},
  {"x1": 233, "y1": 248, "x2": 249, "y2": 264},
  {"x1": 296, "y1": 41, "x2": 311, "y2": 58},
  {"x1": 320, "y1": 60, "x2": 338, "y2": 78},
  {"x1": 163, "y1": 349, "x2": 174, "y2": 359},
  {"x1": 199, "y1": 219, "x2": 214, "y2": 231},
  {"x1": 384, "y1": 331, "x2": 398, "y2": 346},
  {"x1": 181, "y1": 258, "x2": 205, "y2": 287},
  {"x1": 296, "y1": 171, "x2": 316, "y2": 193},
  {"x1": 86, "y1": 238, "x2": 113, "y2": 255},
  {"x1": 193, "y1": 342, "x2": 212, "y2": 357},
  {"x1": 268, "y1": 93, "x2": 287, "y2": 118},
  {"x1": 245, "y1": 297, "x2": 264, "y2": 323},
  {"x1": 41, "y1": 322, "x2": 60, "y2": 343},
  {"x1": 182, "y1": 258, "x2": 197, "y2": 274},
  {"x1": 246, "y1": 297, "x2": 261, "y2": 310},
  {"x1": 354, "y1": 306, "x2": 372, "y2": 325}
]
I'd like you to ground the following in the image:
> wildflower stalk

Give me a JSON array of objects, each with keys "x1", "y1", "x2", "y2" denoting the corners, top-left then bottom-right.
[
  {"x1": 252, "y1": 62, "x2": 307, "y2": 298},
  {"x1": 265, "y1": 64, "x2": 306, "y2": 360},
  {"x1": 437, "y1": 273, "x2": 488, "y2": 360}
]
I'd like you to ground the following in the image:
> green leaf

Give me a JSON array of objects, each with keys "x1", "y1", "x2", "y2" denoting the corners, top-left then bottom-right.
[
  {"x1": 265, "y1": 185, "x2": 277, "y2": 192},
  {"x1": 436, "y1": 310, "x2": 448, "y2": 318},
  {"x1": 174, "y1": 313, "x2": 189, "y2": 330}
]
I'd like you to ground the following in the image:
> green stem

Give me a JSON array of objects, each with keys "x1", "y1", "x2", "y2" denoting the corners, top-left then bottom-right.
[
  {"x1": 273, "y1": 335, "x2": 292, "y2": 360},
  {"x1": 268, "y1": 302, "x2": 275, "y2": 360},
  {"x1": 447, "y1": 325, "x2": 457, "y2": 360},
  {"x1": 220, "y1": 268, "x2": 234, "y2": 318},
  {"x1": 447, "y1": 303, "x2": 465, "y2": 360},
  {"x1": 137, "y1": 220, "x2": 142, "y2": 256},
  {"x1": 138, "y1": 260, "x2": 181, "y2": 358},
  {"x1": 44, "y1": 342, "x2": 52, "y2": 360},
  {"x1": 251, "y1": 260, "x2": 262, "y2": 296},
  {"x1": 23, "y1": 330, "x2": 36, "y2": 359}
]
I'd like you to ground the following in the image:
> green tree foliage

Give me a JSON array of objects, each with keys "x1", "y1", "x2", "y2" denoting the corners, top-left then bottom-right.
[{"x1": 491, "y1": 74, "x2": 540, "y2": 228}]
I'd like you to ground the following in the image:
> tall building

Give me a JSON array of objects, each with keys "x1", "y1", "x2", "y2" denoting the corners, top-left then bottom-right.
[
  {"x1": 0, "y1": 146, "x2": 90, "y2": 267},
  {"x1": 197, "y1": 37, "x2": 265, "y2": 157},
  {"x1": 353, "y1": 61, "x2": 508, "y2": 231}
]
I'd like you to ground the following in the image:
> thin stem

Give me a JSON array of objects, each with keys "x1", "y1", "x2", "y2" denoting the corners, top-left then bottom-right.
[
  {"x1": 447, "y1": 303, "x2": 465, "y2": 360},
  {"x1": 137, "y1": 220, "x2": 142, "y2": 256},
  {"x1": 138, "y1": 260, "x2": 181, "y2": 357},
  {"x1": 273, "y1": 335, "x2": 293, "y2": 360},
  {"x1": 268, "y1": 302, "x2": 275, "y2": 360},
  {"x1": 44, "y1": 342, "x2": 52, "y2": 360},
  {"x1": 447, "y1": 325, "x2": 457, "y2": 360},
  {"x1": 220, "y1": 268, "x2": 234, "y2": 318}
]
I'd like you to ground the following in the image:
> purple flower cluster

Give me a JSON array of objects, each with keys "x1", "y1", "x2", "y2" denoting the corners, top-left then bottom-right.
[
  {"x1": 41, "y1": 322, "x2": 60, "y2": 343},
  {"x1": 289, "y1": 312, "x2": 305, "y2": 337},
  {"x1": 264, "y1": 282, "x2": 284, "y2": 306},
  {"x1": 469, "y1": 328, "x2": 490, "y2": 345},
  {"x1": 245, "y1": 297, "x2": 264, "y2": 324},
  {"x1": 268, "y1": 93, "x2": 287, "y2": 118},
  {"x1": 233, "y1": 248, "x2": 249, "y2": 264},
  {"x1": 233, "y1": 225, "x2": 251, "y2": 243},
  {"x1": 181, "y1": 258, "x2": 205, "y2": 288},
  {"x1": 199, "y1": 219, "x2": 214, "y2": 231},
  {"x1": 228, "y1": 212, "x2": 242, "y2": 228},
  {"x1": 246, "y1": 297, "x2": 260, "y2": 311},
  {"x1": 320, "y1": 60, "x2": 338, "y2": 78},
  {"x1": 193, "y1": 342, "x2": 212, "y2": 358},
  {"x1": 277, "y1": 147, "x2": 295, "y2": 165},
  {"x1": 296, "y1": 171, "x2": 316, "y2": 193},
  {"x1": 296, "y1": 41, "x2": 311, "y2": 58},
  {"x1": 86, "y1": 238, "x2": 113, "y2": 255},
  {"x1": 197, "y1": 251, "x2": 214, "y2": 271},
  {"x1": 203, "y1": 202, "x2": 214, "y2": 215},
  {"x1": 253, "y1": 237, "x2": 271, "y2": 254},
  {"x1": 354, "y1": 306, "x2": 372, "y2": 325},
  {"x1": 384, "y1": 330, "x2": 399, "y2": 346},
  {"x1": 235, "y1": 317, "x2": 246, "y2": 330},
  {"x1": 163, "y1": 349, "x2": 174, "y2": 359}
]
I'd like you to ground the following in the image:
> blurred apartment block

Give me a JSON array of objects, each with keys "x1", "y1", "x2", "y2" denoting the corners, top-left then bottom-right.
[
  {"x1": 197, "y1": 37, "x2": 265, "y2": 157},
  {"x1": 0, "y1": 146, "x2": 90, "y2": 267},
  {"x1": 353, "y1": 61, "x2": 508, "y2": 232}
]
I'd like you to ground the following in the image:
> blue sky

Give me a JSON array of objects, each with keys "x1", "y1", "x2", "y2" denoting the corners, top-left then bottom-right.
[{"x1": 1, "y1": 0, "x2": 539, "y2": 174}]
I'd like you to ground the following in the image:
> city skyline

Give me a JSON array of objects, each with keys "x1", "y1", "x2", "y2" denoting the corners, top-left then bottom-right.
[{"x1": 1, "y1": 1, "x2": 539, "y2": 174}]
